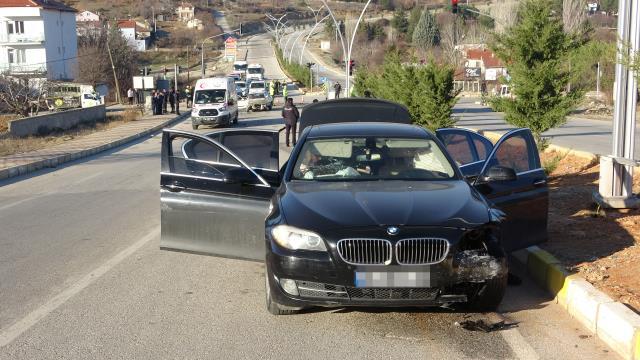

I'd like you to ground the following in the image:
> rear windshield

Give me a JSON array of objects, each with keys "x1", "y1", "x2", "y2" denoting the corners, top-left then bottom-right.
[
  {"x1": 234, "y1": 64, "x2": 248, "y2": 71},
  {"x1": 248, "y1": 68, "x2": 263, "y2": 74},
  {"x1": 194, "y1": 89, "x2": 226, "y2": 104},
  {"x1": 292, "y1": 136, "x2": 455, "y2": 181},
  {"x1": 250, "y1": 82, "x2": 265, "y2": 89}
]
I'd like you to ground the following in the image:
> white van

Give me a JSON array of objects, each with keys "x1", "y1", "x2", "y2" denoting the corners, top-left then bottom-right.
[
  {"x1": 191, "y1": 77, "x2": 238, "y2": 129},
  {"x1": 246, "y1": 64, "x2": 265, "y2": 81}
]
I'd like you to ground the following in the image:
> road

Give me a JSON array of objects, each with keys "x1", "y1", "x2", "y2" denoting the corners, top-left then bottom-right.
[{"x1": 0, "y1": 33, "x2": 619, "y2": 360}]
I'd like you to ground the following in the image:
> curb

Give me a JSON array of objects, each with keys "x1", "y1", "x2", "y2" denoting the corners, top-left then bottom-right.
[
  {"x1": 0, "y1": 112, "x2": 190, "y2": 181},
  {"x1": 512, "y1": 246, "x2": 640, "y2": 360},
  {"x1": 460, "y1": 128, "x2": 600, "y2": 162}
]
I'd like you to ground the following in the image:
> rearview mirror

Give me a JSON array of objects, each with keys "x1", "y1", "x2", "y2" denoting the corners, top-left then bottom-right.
[
  {"x1": 224, "y1": 167, "x2": 257, "y2": 185},
  {"x1": 482, "y1": 166, "x2": 517, "y2": 182}
]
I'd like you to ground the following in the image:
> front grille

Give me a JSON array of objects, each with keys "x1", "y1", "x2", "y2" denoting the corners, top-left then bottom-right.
[
  {"x1": 294, "y1": 281, "x2": 439, "y2": 301},
  {"x1": 346, "y1": 287, "x2": 439, "y2": 300},
  {"x1": 295, "y1": 281, "x2": 348, "y2": 299},
  {"x1": 198, "y1": 109, "x2": 218, "y2": 116},
  {"x1": 395, "y1": 238, "x2": 450, "y2": 265},
  {"x1": 337, "y1": 239, "x2": 392, "y2": 265}
]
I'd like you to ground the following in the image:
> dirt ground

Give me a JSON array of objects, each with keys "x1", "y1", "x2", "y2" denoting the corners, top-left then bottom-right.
[{"x1": 540, "y1": 151, "x2": 640, "y2": 314}]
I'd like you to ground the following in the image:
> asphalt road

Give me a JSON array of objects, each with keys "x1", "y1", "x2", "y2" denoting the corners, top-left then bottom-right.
[{"x1": 0, "y1": 33, "x2": 620, "y2": 360}]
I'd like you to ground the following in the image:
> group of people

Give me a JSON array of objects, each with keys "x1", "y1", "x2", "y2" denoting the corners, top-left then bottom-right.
[
  {"x1": 126, "y1": 85, "x2": 195, "y2": 116},
  {"x1": 150, "y1": 88, "x2": 181, "y2": 116}
]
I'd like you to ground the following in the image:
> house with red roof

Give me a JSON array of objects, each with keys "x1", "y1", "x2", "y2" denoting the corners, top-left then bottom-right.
[
  {"x1": 0, "y1": 0, "x2": 78, "y2": 80},
  {"x1": 116, "y1": 19, "x2": 149, "y2": 51}
]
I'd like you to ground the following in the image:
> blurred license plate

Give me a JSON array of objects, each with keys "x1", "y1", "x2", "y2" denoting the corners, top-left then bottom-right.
[{"x1": 355, "y1": 272, "x2": 430, "y2": 288}]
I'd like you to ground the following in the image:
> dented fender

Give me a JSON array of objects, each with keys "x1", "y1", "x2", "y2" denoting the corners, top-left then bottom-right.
[{"x1": 453, "y1": 250, "x2": 508, "y2": 283}]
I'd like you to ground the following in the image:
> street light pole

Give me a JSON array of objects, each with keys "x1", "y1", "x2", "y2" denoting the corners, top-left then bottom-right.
[
  {"x1": 345, "y1": 0, "x2": 373, "y2": 97},
  {"x1": 300, "y1": 14, "x2": 330, "y2": 64},
  {"x1": 200, "y1": 28, "x2": 241, "y2": 79},
  {"x1": 288, "y1": 28, "x2": 309, "y2": 63},
  {"x1": 595, "y1": 0, "x2": 640, "y2": 208}
]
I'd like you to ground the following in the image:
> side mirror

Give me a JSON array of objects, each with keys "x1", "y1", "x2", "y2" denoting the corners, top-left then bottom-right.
[
  {"x1": 224, "y1": 167, "x2": 257, "y2": 185},
  {"x1": 482, "y1": 166, "x2": 517, "y2": 182}
]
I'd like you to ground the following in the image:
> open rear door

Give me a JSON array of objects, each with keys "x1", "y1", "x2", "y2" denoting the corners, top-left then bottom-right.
[
  {"x1": 473, "y1": 129, "x2": 548, "y2": 252},
  {"x1": 160, "y1": 129, "x2": 279, "y2": 261}
]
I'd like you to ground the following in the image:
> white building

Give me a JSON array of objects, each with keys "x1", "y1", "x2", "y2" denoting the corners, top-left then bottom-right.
[
  {"x1": 0, "y1": 0, "x2": 78, "y2": 80},
  {"x1": 176, "y1": 2, "x2": 195, "y2": 22},
  {"x1": 76, "y1": 10, "x2": 100, "y2": 22},
  {"x1": 117, "y1": 20, "x2": 149, "y2": 52}
]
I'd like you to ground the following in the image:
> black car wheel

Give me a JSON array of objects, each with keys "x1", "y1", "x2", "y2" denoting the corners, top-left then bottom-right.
[
  {"x1": 265, "y1": 271, "x2": 298, "y2": 316},
  {"x1": 466, "y1": 273, "x2": 508, "y2": 311},
  {"x1": 233, "y1": 112, "x2": 239, "y2": 124}
]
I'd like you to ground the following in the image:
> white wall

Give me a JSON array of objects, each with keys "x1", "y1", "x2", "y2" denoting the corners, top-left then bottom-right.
[{"x1": 41, "y1": 9, "x2": 78, "y2": 80}]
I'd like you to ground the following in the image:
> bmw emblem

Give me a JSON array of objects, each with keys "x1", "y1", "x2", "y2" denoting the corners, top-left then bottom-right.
[{"x1": 386, "y1": 226, "x2": 400, "y2": 236}]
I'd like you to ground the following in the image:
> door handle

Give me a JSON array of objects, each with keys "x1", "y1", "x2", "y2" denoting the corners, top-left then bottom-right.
[
  {"x1": 164, "y1": 182, "x2": 186, "y2": 192},
  {"x1": 533, "y1": 179, "x2": 547, "y2": 187}
]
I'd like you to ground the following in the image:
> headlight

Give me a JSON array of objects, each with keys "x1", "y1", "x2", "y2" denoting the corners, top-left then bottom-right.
[
  {"x1": 218, "y1": 106, "x2": 227, "y2": 112},
  {"x1": 271, "y1": 225, "x2": 327, "y2": 251}
]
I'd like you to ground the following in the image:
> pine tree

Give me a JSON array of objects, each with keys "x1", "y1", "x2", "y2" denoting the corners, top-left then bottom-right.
[
  {"x1": 412, "y1": 9, "x2": 440, "y2": 50},
  {"x1": 491, "y1": 0, "x2": 585, "y2": 145},
  {"x1": 406, "y1": 7, "x2": 422, "y2": 40},
  {"x1": 391, "y1": 9, "x2": 409, "y2": 34}
]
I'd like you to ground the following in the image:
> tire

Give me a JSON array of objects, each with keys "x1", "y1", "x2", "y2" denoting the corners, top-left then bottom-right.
[
  {"x1": 233, "y1": 112, "x2": 239, "y2": 124},
  {"x1": 265, "y1": 271, "x2": 297, "y2": 315},
  {"x1": 466, "y1": 273, "x2": 508, "y2": 312},
  {"x1": 267, "y1": 104, "x2": 273, "y2": 111},
  {"x1": 192, "y1": 123, "x2": 199, "y2": 130}
]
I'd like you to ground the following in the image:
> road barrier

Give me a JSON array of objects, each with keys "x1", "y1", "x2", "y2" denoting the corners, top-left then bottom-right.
[{"x1": 8, "y1": 105, "x2": 106, "y2": 137}]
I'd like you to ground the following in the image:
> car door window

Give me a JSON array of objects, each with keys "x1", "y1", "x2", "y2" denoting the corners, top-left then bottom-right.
[
  {"x1": 473, "y1": 137, "x2": 491, "y2": 161},
  {"x1": 440, "y1": 133, "x2": 474, "y2": 166},
  {"x1": 169, "y1": 134, "x2": 246, "y2": 181},
  {"x1": 485, "y1": 134, "x2": 533, "y2": 173}
]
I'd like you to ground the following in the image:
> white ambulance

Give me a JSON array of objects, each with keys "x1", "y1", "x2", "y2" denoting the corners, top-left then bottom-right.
[{"x1": 191, "y1": 77, "x2": 238, "y2": 129}]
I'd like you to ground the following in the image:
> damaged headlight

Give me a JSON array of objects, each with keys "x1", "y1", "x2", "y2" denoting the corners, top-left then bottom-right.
[{"x1": 271, "y1": 225, "x2": 327, "y2": 251}]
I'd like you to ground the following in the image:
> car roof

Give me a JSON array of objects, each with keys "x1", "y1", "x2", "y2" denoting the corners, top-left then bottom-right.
[{"x1": 306, "y1": 122, "x2": 430, "y2": 139}]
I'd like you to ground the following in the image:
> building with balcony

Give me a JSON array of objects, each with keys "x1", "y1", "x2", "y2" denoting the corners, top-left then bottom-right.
[
  {"x1": 0, "y1": 0, "x2": 78, "y2": 80},
  {"x1": 175, "y1": 2, "x2": 195, "y2": 22}
]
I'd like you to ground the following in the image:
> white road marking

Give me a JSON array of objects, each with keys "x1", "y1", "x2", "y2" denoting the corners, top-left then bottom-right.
[
  {"x1": 501, "y1": 327, "x2": 540, "y2": 360},
  {"x1": 72, "y1": 171, "x2": 103, "y2": 186},
  {"x1": 0, "y1": 197, "x2": 34, "y2": 212},
  {"x1": 0, "y1": 227, "x2": 159, "y2": 348}
]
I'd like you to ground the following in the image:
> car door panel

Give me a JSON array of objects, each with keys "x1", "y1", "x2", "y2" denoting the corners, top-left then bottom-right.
[
  {"x1": 473, "y1": 129, "x2": 548, "y2": 252},
  {"x1": 160, "y1": 129, "x2": 278, "y2": 261},
  {"x1": 436, "y1": 128, "x2": 493, "y2": 178}
]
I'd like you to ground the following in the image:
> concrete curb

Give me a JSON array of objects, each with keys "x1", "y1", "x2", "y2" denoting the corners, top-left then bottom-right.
[
  {"x1": 0, "y1": 112, "x2": 190, "y2": 181},
  {"x1": 512, "y1": 246, "x2": 640, "y2": 359}
]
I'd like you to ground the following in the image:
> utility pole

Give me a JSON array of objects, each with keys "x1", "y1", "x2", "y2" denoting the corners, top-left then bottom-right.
[
  {"x1": 174, "y1": 63, "x2": 178, "y2": 89},
  {"x1": 596, "y1": 62, "x2": 601, "y2": 94},
  {"x1": 105, "y1": 34, "x2": 121, "y2": 104},
  {"x1": 595, "y1": 0, "x2": 640, "y2": 208}
]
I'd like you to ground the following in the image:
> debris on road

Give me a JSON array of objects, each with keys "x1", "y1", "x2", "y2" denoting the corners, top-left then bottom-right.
[{"x1": 455, "y1": 313, "x2": 518, "y2": 333}]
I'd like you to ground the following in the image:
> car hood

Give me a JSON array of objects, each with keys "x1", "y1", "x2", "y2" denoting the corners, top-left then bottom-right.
[{"x1": 279, "y1": 180, "x2": 489, "y2": 230}]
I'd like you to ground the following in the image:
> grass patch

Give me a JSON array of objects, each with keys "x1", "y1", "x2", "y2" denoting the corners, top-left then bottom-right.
[
  {"x1": 542, "y1": 151, "x2": 568, "y2": 175},
  {"x1": 0, "y1": 109, "x2": 140, "y2": 157}
]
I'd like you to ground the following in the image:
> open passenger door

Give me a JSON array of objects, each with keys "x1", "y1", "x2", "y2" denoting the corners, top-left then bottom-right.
[
  {"x1": 472, "y1": 129, "x2": 548, "y2": 252},
  {"x1": 160, "y1": 129, "x2": 280, "y2": 261}
]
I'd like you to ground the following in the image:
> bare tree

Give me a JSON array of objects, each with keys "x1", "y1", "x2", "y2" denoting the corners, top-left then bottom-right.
[
  {"x1": 491, "y1": 0, "x2": 520, "y2": 34},
  {"x1": 0, "y1": 73, "x2": 51, "y2": 117},
  {"x1": 562, "y1": 0, "x2": 587, "y2": 34},
  {"x1": 440, "y1": 17, "x2": 463, "y2": 67},
  {"x1": 461, "y1": 23, "x2": 488, "y2": 45}
]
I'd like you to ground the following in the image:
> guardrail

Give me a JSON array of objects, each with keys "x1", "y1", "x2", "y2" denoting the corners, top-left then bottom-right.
[{"x1": 0, "y1": 33, "x2": 45, "y2": 44}]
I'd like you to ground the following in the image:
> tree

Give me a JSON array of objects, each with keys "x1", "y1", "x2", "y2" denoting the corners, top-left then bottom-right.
[
  {"x1": 562, "y1": 0, "x2": 588, "y2": 35},
  {"x1": 0, "y1": 75, "x2": 51, "y2": 117},
  {"x1": 406, "y1": 7, "x2": 422, "y2": 40},
  {"x1": 440, "y1": 16, "x2": 463, "y2": 67},
  {"x1": 491, "y1": 0, "x2": 586, "y2": 145},
  {"x1": 391, "y1": 9, "x2": 409, "y2": 34},
  {"x1": 412, "y1": 9, "x2": 439, "y2": 50},
  {"x1": 491, "y1": 0, "x2": 520, "y2": 34},
  {"x1": 354, "y1": 51, "x2": 460, "y2": 131},
  {"x1": 600, "y1": 0, "x2": 618, "y2": 15}
]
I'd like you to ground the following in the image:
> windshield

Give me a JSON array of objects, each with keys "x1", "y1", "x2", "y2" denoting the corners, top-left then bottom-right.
[
  {"x1": 234, "y1": 64, "x2": 248, "y2": 71},
  {"x1": 194, "y1": 89, "x2": 226, "y2": 104},
  {"x1": 292, "y1": 136, "x2": 455, "y2": 181},
  {"x1": 235, "y1": 82, "x2": 246, "y2": 88},
  {"x1": 250, "y1": 82, "x2": 265, "y2": 89},
  {"x1": 248, "y1": 68, "x2": 263, "y2": 74}
]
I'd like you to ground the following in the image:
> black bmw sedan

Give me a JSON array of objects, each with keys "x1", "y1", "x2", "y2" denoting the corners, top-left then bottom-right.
[{"x1": 159, "y1": 99, "x2": 548, "y2": 315}]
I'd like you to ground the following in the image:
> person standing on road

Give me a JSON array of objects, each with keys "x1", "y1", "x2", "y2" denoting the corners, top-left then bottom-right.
[
  {"x1": 282, "y1": 82, "x2": 288, "y2": 102},
  {"x1": 127, "y1": 88, "x2": 135, "y2": 105},
  {"x1": 151, "y1": 90, "x2": 158, "y2": 115},
  {"x1": 169, "y1": 87, "x2": 176, "y2": 114},
  {"x1": 269, "y1": 81, "x2": 275, "y2": 98},
  {"x1": 162, "y1": 89, "x2": 168, "y2": 114},
  {"x1": 334, "y1": 82, "x2": 342, "y2": 99},
  {"x1": 275, "y1": 80, "x2": 281, "y2": 95},
  {"x1": 157, "y1": 90, "x2": 165, "y2": 115},
  {"x1": 185, "y1": 85, "x2": 192, "y2": 108},
  {"x1": 174, "y1": 89, "x2": 181, "y2": 115},
  {"x1": 282, "y1": 97, "x2": 299, "y2": 147}
]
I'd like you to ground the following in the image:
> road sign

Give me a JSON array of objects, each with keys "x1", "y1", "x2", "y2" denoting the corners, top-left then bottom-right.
[
  {"x1": 225, "y1": 37, "x2": 237, "y2": 62},
  {"x1": 133, "y1": 76, "x2": 155, "y2": 90},
  {"x1": 465, "y1": 67, "x2": 481, "y2": 78},
  {"x1": 319, "y1": 77, "x2": 328, "y2": 83}
]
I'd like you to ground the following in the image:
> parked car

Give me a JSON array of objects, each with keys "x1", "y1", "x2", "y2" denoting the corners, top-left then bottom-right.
[
  {"x1": 159, "y1": 99, "x2": 548, "y2": 315},
  {"x1": 247, "y1": 80, "x2": 267, "y2": 95},
  {"x1": 247, "y1": 91, "x2": 273, "y2": 111},
  {"x1": 190, "y1": 77, "x2": 239, "y2": 129},
  {"x1": 235, "y1": 80, "x2": 248, "y2": 96}
]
